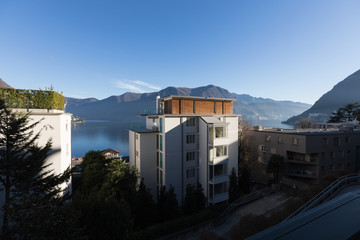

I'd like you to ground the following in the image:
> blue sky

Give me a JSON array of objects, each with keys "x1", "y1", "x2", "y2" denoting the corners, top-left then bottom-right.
[{"x1": 0, "y1": 0, "x2": 360, "y2": 104}]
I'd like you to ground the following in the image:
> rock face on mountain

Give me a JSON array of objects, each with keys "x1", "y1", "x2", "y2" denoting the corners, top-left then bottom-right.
[
  {"x1": 65, "y1": 85, "x2": 311, "y2": 124},
  {"x1": 0, "y1": 78, "x2": 12, "y2": 89},
  {"x1": 284, "y1": 69, "x2": 360, "y2": 124}
]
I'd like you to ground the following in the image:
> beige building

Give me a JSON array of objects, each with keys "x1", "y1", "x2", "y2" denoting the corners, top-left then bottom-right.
[
  {"x1": 251, "y1": 127, "x2": 360, "y2": 188},
  {"x1": 129, "y1": 95, "x2": 238, "y2": 205}
]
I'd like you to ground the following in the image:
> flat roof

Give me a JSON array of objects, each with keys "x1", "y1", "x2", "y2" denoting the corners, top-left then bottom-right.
[
  {"x1": 253, "y1": 128, "x2": 360, "y2": 136},
  {"x1": 160, "y1": 95, "x2": 235, "y2": 102},
  {"x1": 129, "y1": 128, "x2": 159, "y2": 134},
  {"x1": 201, "y1": 116, "x2": 229, "y2": 125}
]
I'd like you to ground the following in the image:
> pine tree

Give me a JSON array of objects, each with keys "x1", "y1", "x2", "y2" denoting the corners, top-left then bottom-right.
[
  {"x1": 228, "y1": 168, "x2": 240, "y2": 203},
  {"x1": 0, "y1": 100, "x2": 75, "y2": 239}
]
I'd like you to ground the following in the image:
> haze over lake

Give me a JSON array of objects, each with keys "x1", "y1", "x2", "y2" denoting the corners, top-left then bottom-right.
[{"x1": 71, "y1": 119, "x2": 292, "y2": 158}]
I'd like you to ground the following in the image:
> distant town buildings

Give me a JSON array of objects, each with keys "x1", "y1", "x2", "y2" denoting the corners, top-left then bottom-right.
[
  {"x1": 251, "y1": 126, "x2": 360, "y2": 188},
  {"x1": 129, "y1": 95, "x2": 238, "y2": 204}
]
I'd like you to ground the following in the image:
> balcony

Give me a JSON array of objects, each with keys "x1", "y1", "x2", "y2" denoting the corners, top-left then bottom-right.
[
  {"x1": 287, "y1": 157, "x2": 318, "y2": 165},
  {"x1": 209, "y1": 163, "x2": 228, "y2": 184},
  {"x1": 209, "y1": 126, "x2": 228, "y2": 146},
  {"x1": 287, "y1": 169, "x2": 317, "y2": 179},
  {"x1": 209, "y1": 145, "x2": 228, "y2": 164},
  {"x1": 209, "y1": 182, "x2": 229, "y2": 204},
  {"x1": 209, "y1": 192, "x2": 229, "y2": 204},
  {"x1": 0, "y1": 88, "x2": 65, "y2": 110}
]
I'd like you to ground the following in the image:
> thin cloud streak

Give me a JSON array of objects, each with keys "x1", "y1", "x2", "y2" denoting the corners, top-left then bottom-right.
[
  {"x1": 115, "y1": 79, "x2": 161, "y2": 93},
  {"x1": 115, "y1": 81, "x2": 145, "y2": 92},
  {"x1": 130, "y1": 80, "x2": 161, "y2": 91}
]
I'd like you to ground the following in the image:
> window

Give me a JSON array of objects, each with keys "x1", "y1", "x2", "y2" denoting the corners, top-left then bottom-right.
[
  {"x1": 330, "y1": 151, "x2": 335, "y2": 158},
  {"x1": 193, "y1": 101, "x2": 196, "y2": 113},
  {"x1": 186, "y1": 117, "x2": 196, "y2": 127},
  {"x1": 136, "y1": 134, "x2": 138, "y2": 140},
  {"x1": 265, "y1": 135, "x2": 271, "y2": 142},
  {"x1": 160, "y1": 135, "x2": 163, "y2": 151},
  {"x1": 292, "y1": 138, "x2": 300, "y2": 145},
  {"x1": 323, "y1": 137, "x2": 328, "y2": 145},
  {"x1": 345, "y1": 136, "x2": 351, "y2": 144},
  {"x1": 329, "y1": 164, "x2": 334, "y2": 171},
  {"x1": 186, "y1": 134, "x2": 195, "y2": 144},
  {"x1": 258, "y1": 156, "x2": 266, "y2": 163},
  {"x1": 160, "y1": 118, "x2": 163, "y2": 133},
  {"x1": 156, "y1": 135, "x2": 159, "y2": 149},
  {"x1": 259, "y1": 145, "x2": 267, "y2": 152},
  {"x1": 160, "y1": 153, "x2": 163, "y2": 168},
  {"x1": 278, "y1": 137, "x2": 284, "y2": 143},
  {"x1": 186, "y1": 151, "x2": 195, "y2": 161},
  {"x1": 157, "y1": 152, "x2": 159, "y2": 167},
  {"x1": 186, "y1": 168, "x2": 195, "y2": 178},
  {"x1": 333, "y1": 137, "x2": 340, "y2": 147}
]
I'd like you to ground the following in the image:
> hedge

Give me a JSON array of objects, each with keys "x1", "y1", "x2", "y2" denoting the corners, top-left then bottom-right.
[{"x1": 0, "y1": 88, "x2": 64, "y2": 110}]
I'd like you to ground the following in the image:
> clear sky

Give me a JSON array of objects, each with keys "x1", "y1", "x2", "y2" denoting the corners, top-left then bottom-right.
[{"x1": 1, "y1": 0, "x2": 360, "y2": 104}]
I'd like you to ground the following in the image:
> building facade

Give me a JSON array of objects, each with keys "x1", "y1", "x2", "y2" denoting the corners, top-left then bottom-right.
[
  {"x1": 252, "y1": 127, "x2": 360, "y2": 188},
  {"x1": 129, "y1": 95, "x2": 238, "y2": 204}
]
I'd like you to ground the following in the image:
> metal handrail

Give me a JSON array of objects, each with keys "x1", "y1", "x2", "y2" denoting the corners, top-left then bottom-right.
[{"x1": 283, "y1": 173, "x2": 360, "y2": 221}]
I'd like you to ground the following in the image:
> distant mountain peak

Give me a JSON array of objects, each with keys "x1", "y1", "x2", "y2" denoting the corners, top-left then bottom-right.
[
  {"x1": 0, "y1": 78, "x2": 13, "y2": 89},
  {"x1": 283, "y1": 68, "x2": 360, "y2": 124},
  {"x1": 65, "y1": 84, "x2": 311, "y2": 124}
]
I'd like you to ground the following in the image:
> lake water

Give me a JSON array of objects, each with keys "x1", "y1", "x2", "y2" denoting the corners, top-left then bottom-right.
[
  {"x1": 71, "y1": 119, "x2": 293, "y2": 158},
  {"x1": 71, "y1": 120, "x2": 133, "y2": 158}
]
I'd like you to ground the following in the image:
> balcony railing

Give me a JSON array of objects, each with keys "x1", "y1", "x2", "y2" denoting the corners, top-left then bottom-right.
[
  {"x1": 209, "y1": 192, "x2": 229, "y2": 204},
  {"x1": 287, "y1": 157, "x2": 318, "y2": 164},
  {"x1": 0, "y1": 88, "x2": 64, "y2": 110},
  {"x1": 287, "y1": 169, "x2": 317, "y2": 179}
]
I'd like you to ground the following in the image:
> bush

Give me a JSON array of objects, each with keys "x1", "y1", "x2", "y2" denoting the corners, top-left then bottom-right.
[{"x1": 0, "y1": 88, "x2": 64, "y2": 110}]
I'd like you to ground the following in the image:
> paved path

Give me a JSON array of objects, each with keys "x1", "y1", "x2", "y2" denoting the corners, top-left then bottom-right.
[{"x1": 186, "y1": 191, "x2": 291, "y2": 240}]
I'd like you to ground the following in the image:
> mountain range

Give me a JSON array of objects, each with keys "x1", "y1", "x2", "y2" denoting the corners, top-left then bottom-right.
[
  {"x1": 65, "y1": 85, "x2": 311, "y2": 125},
  {"x1": 284, "y1": 69, "x2": 360, "y2": 124}
]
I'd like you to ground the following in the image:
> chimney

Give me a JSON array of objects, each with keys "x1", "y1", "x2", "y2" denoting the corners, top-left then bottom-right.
[{"x1": 156, "y1": 93, "x2": 160, "y2": 114}]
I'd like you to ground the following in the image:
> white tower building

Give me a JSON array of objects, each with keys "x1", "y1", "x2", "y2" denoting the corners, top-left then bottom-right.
[{"x1": 129, "y1": 95, "x2": 238, "y2": 204}]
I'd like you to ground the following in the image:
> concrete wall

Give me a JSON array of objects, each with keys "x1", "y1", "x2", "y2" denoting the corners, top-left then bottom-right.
[
  {"x1": 199, "y1": 118, "x2": 209, "y2": 199},
  {"x1": 139, "y1": 133, "x2": 158, "y2": 197},
  {"x1": 225, "y1": 116, "x2": 239, "y2": 174},
  {"x1": 164, "y1": 117, "x2": 184, "y2": 202}
]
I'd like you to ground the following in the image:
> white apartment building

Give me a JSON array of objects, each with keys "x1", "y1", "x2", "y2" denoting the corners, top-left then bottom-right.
[
  {"x1": 129, "y1": 95, "x2": 238, "y2": 204},
  {"x1": 0, "y1": 89, "x2": 72, "y2": 227}
]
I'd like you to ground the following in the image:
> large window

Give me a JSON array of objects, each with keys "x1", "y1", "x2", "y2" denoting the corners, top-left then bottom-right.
[
  {"x1": 160, "y1": 135, "x2": 163, "y2": 151},
  {"x1": 186, "y1": 117, "x2": 196, "y2": 127},
  {"x1": 186, "y1": 134, "x2": 195, "y2": 144},
  {"x1": 186, "y1": 151, "x2": 195, "y2": 161}
]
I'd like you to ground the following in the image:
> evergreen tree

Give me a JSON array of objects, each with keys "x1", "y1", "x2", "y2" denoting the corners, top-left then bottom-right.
[
  {"x1": 0, "y1": 99, "x2": 76, "y2": 239},
  {"x1": 132, "y1": 179, "x2": 157, "y2": 230},
  {"x1": 266, "y1": 154, "x2": 285, "y2": 184},
  {"x1": 239, "y1": 165, "x2": 251, "y2": 194},
  {"x1": 157, "y1": 185, "x2": 180, "y2": 221},
  {"x1": 183, "y1": 183, "x2": 206, "y2": 215},
  {"x1": 228, "y1": 168, "x2": 240, "y2": 203},
  {"x1": 328, "y1": 103, "x2": 360, "y2": 123}
]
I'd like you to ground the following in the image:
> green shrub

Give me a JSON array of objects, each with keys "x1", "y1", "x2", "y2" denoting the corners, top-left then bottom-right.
[{"x1": 0, "y1": 88, "x2": 64, "y2": 110}]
